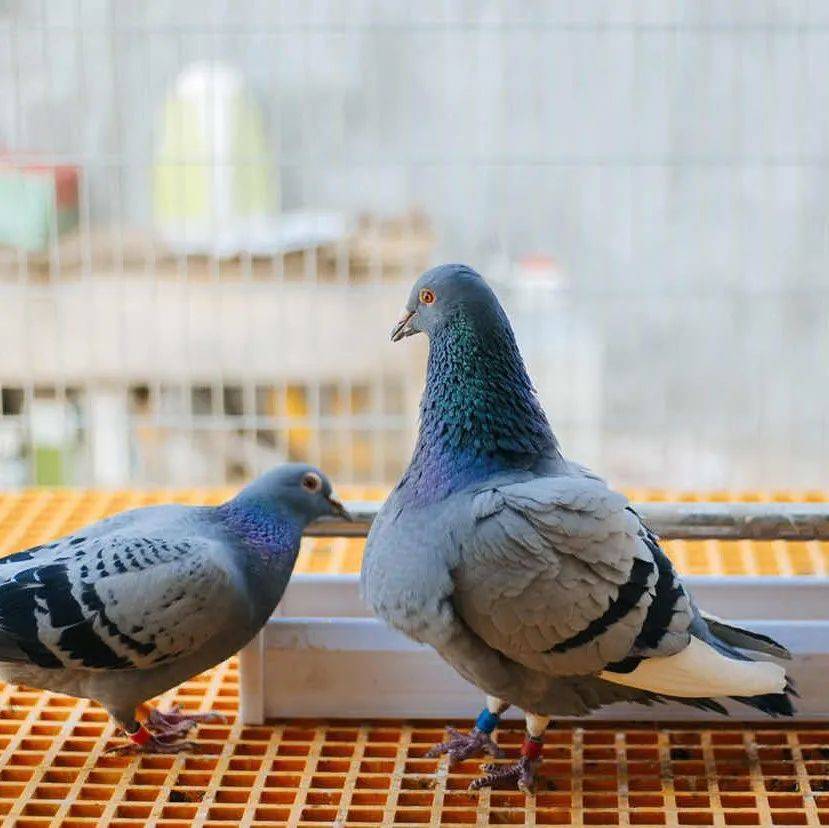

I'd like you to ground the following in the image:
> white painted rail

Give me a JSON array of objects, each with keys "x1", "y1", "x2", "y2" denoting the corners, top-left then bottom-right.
[{"x1": 310, "y1": 501, "x2": 829, "y2": 540}]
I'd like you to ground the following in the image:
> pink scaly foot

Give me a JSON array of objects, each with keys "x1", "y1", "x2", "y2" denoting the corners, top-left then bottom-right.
[
  {"x1": 426, "y1": 726, "x2": 505, "y2": 765},
  {"x1": 470, "y1": 734, "x2": 544, "y2": 793},
  {"x1": 469, "y1": 754, "x2": 541, "y2": 793},
  {"x1": 106, "y1": 722, "x2": 200, "y2": 755},
  {"x1": 145, "y1": 705, "x2": 226, "y2": 739}
]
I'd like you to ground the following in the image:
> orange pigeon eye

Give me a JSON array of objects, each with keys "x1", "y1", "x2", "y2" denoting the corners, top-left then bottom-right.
[
  {"x1": 301, "y1": 473, "x2": 322, "y2": 492},
  {"x1": 419, "y1": 288, "x2": 436, "y2": 305}
]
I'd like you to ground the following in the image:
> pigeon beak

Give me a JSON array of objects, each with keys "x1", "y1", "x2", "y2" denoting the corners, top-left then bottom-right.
[
  {"x1": 326, "y1": 496, "x2": 353, "y2": 522},
  {"x1": 390, "y1": 310, "x2": 417, "y2": 342}
]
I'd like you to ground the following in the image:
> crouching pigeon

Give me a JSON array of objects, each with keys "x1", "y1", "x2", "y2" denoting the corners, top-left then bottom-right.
[
  {"x1": 0, "y1": 463, "x2": 350, "y2": 752},
  {"x1": 361, "y1": 264, "x2": 794, "y2": 792}
]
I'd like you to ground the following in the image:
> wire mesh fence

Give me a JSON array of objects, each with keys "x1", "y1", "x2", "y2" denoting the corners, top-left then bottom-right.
[{"x1": 0, "y1": 2, "x2": 827, "y2": 490}]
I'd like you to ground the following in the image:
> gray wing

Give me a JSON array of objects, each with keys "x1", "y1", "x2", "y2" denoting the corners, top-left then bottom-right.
[
  {"x1": 426, "y1": 605, "x2": 665, "y2": 715},
  {"x1": 362, "y1": 489, "x2": 667, "y2": 716},
  {"x1": 453, "y1": 476, "x2": 694, "y2": 676},
  {"x1": 0, "y1": 533, "x2": 245, "y2": 671}
]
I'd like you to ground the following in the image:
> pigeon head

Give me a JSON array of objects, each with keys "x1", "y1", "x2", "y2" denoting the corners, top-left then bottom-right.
[
  {"x1": 391, "y1": 263, "x2": 506, "y2": 342},
  {"x1": 392, "y1": 264, "x2": 559, "y2": 506},
  {"x1": 229, "y1": 463, "x2": 351, "y2": 528}
]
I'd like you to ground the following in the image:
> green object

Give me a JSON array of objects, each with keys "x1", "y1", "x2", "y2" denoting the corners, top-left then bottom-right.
[
  {"x1": 0, "y1": 170, "x2": 78, "y2": 252},
  {"x1": 154, "y1": 98, "x2": 210, "y2": 221},
  {"x1": 153, "y1": 63, "x2": 279, "y2": 243},
  {"x1": 34, "y1": 446, "x2": 64, "y2": 485}
]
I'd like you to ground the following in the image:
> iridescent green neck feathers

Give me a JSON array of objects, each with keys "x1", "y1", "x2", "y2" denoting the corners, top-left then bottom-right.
[{"x1": 397, "y1": 307, "x2": 558, "y2": 505}]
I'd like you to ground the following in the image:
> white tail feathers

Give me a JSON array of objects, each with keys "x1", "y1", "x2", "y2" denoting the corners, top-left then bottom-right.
[{"x1": 600, "y1": 637, "x2": 787, "y2": 698}]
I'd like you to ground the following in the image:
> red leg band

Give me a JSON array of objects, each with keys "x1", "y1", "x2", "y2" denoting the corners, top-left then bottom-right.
[
  {"x1": 129, "y1": 724, "x2": 152, "y2": 746},
  {"x1": 521, "y1": 735, "x2": 543, "y2": 761}
]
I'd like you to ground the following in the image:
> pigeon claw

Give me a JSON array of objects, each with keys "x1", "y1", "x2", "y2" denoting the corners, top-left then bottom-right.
[
  {"x1": 425, "y1": 726, "x2": 505, "y2": 765},
  {"x1": 469, "y1": 755, "x2": 541, "y2": 793},
  {"x1": 145, "y1": 705, "x2": 226, "y2": 739},
  {"x1": 106, "y1": 736, "x2": 200, "y2": 755}
]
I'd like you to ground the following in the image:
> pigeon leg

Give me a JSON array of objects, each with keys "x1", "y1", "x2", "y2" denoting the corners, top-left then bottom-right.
[
  {"x1": 145, "y1": 704, "x2": 226, "y2": 739},
  {"x1": 470, "y1": 712, "x2": 549, "y2": 794},
  {"x1": 426, "y1": 696, "x2": 508, "y2": 764}
]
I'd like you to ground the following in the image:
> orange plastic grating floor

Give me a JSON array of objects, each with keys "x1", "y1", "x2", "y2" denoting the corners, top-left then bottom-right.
[
  {"x1": 0, "y1": 661, "x2": 827, "y2": 828},
  {"x1": 0, "y1": 488, "x2": 826, "y2": 826}
]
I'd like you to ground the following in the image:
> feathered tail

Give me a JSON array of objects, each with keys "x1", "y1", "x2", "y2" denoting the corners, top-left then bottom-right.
[
  {"x1": 601, "y1": 616, "x2": 796, "y2": 717},
  {"x1": 700, "y1": 613, "x2": 796, "y2": 717},
  {"x1": 700, "y1": 611, "x2": 791, "y2": 659}
]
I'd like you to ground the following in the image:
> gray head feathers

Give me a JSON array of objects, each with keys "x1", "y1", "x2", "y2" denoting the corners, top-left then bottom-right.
[
  {"x1": 392, "y1": 263, "x2": 507, "y2": 342},
  {"x1": 229, "y1": 463, "x2": 350, "y2": 525}
]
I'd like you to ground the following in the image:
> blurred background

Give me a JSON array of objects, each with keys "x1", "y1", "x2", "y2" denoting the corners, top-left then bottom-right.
[{"x1": 0, "y1": 1, "x2": 826, "y2": 492}]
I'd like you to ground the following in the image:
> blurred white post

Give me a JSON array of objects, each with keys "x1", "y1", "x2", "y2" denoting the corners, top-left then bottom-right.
[
  {"x1": 238, "y1": 631, "x2": 265, "y2": 725},
  {"x1": 89, "y1": 385, "x2": 130, "y2": 486}
]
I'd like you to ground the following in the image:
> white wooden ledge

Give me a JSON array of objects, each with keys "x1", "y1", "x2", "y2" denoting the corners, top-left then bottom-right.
[{"x1": 240, "y1": 573, "x2": 829, "y2": 724}]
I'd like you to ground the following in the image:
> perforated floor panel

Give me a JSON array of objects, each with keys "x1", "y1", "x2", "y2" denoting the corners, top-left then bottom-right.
[
  {"x1": 0, "y1": 658, "x2": 827, "y2": 828},
  {"x1": 0, "y1": 488, "x2": 826, "y2": 826}
]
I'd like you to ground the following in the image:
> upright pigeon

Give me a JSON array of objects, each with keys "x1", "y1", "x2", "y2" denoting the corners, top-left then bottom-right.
[
  {"x1": 0, "y1": 463, "x2": 349, "y2": 752},
  {"x1": 361, "y1": 264, "x2": 794, "y2": 792}
]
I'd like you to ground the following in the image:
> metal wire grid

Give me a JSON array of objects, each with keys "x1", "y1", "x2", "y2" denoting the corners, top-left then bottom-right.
[
  {"x1": 1, "y1": 3, "x2": 829, "y2": 492},
  {"x1": 0, "y1": 0, "x2": 432, "y2": 490},
  {"x1": 0, "y1": 294, "x2": 418, "y2": 490},
  {"x1": 0, "y1": 657, "x2": 828, "y2": 828}
]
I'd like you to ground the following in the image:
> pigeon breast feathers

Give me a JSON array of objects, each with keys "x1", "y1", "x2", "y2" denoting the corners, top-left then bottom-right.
[
  {"x1": 0, "y1": 535, "x2": 245, "y2": 671},
  {"x1": 454, "y1": 476, "x2": 693, "y2": 676}
]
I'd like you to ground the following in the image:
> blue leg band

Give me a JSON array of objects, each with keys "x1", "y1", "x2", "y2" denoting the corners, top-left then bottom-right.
[{"x1": 474, "y1": 708, "x2": 500, "y2": 734}]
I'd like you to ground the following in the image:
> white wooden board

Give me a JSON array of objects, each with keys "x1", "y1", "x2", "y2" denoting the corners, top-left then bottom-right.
[{"x1": 240, "y1": 574, "x2": 829, "y2": 724}]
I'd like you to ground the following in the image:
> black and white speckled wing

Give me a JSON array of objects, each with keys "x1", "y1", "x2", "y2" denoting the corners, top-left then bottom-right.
[{"x1": 0, "y1": 534, "x2": 243, "y2": 671}]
